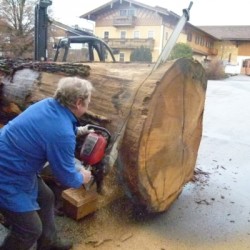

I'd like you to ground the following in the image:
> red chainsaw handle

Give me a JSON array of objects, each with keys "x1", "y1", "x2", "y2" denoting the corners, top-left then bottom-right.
[{"x1": 87, "y1": 125, "x2": 111, "y2": 145}]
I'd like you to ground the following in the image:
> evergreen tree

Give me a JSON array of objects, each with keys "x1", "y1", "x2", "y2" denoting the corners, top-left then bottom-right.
[{"x1": 130, "y1": 46, "x2": 152, "y2": 63}]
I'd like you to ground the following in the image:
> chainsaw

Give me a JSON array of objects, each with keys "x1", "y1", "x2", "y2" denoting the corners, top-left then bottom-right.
[{"x1": 76, "y1": 125, "x2": 111, "y2": 194}]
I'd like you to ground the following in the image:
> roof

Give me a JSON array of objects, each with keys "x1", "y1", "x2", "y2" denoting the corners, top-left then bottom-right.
[
  {"x1": 198, "y1": 26, "x2": 250, "y2": 41},
  {"x1": 80, "y1": 0, "x2": 171, "y2": 20},
  {"x1": 52, "y1": 20, "x2": 93, "y2": 36},
  {"x1": 59, "y1": 35, "x2": 104, "y2": 44},
  {"x1": 79, "y1": 0, "x2": 216, "y2": 40}
]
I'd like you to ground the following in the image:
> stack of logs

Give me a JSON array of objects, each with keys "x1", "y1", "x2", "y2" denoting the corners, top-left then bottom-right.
[{"x1": 0, "y1": 58, "x2": 207, "y2": 218}]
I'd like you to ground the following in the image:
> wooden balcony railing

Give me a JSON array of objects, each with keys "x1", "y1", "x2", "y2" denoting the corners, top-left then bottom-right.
[
  {"x1": 209, "y1": 48, "x2": 218, "y2": 55},
  {"x1": 105, "y1": 38, "x2": 155, "y2": 50},
  {"x1": 113, "y1": 16, "x2": 136, "y2": 27}
]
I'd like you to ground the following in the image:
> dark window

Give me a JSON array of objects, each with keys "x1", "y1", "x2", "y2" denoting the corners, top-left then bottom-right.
[
  {"x1": 195, "y1": 35, "x2": 199, "y2": 44},
  {"x1": 104, "y1": 31, "x2": 109, "y2": 40},
  {"x1": 187, "y1": 32, "x2": 192, "y2": 42},
  {"x1": 120, "y1": 53, "x2": 125, "y2": 62},
  {"x1": 120, "y1": 31, "x2": 126, "y2": 39},
  {"x1": 206, "y1": 40, "x2": 212, "y2": 48},
  {"x1": 200, "y1": 37, "x2": 204, "y2": 46}
]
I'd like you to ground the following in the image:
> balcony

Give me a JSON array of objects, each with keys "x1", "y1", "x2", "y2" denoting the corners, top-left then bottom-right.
[
  {"x1": 113, "y1": 16, "x2": 136, "y2": 27},
  {"x1": 106, "y1": 38, "x2": 155, "y2": 50},
  {"x1": 209, "y1": 48, "x2": 218, "y2": 55}
]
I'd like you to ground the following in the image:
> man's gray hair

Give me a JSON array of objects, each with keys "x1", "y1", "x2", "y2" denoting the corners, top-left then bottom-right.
[{"x1": 54, "y1": 77, "x2": 93, "y2": 108}]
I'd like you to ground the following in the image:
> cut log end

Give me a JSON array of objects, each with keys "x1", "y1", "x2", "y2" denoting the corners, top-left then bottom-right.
[{"x1": 120, "y1": 58, "x2": 207, "y2": 212}]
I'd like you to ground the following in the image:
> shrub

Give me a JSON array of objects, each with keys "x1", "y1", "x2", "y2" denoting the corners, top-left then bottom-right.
[
  {"x1": 130, "y1": 46, "x2": 152, "y2": 63},
  {"x1": 169, "y1": 43, "x2": 193, "y2": 60},
  {"x1": 203, "y1": 59, "x2": 227, "y2": 80}
]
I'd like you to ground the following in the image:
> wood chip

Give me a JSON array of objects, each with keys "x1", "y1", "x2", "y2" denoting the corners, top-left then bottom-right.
[
  {"x1": 120, "y1": 233, "x2": 133, "y2": 242},
  {"x1": 195, "y1": 199, "x2": 211, "y2": 205},
  {"x1": 94, "y1": 238, "x2": 112, "y2": 247},
  {"x1": 85, "y1": 238, "x2": 99, "y2": 244}
]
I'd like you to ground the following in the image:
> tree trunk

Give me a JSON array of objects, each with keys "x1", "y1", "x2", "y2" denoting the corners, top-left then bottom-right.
[{"x1": 0, "y1": 58, "x2": 207, "y2": 213}]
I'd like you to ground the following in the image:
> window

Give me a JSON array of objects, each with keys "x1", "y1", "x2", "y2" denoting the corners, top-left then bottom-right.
[
  {"x1": 195, "y1": 36, "x2": 199, "y2": 44},
  {"x1": 200, "y1": 37, "x2": 205, "y2": 46},
  {"x1": 134, "y1": 31, "x2": 140, "y2": 39},
  {"x1": 120, "y1": 9, "x2": 127, "y2": 16},
  {"x1": 187, "y1": 32, "x2": 192, "y2": 42},
  {"x1": 120, "y1": 31, "x2": 126, "y2": 39},
  {"x1": 119, "y1": 53, "x2": 125, "y2": 62},
  {"x1": 120, "y1": 8, "x2": 136, "y2": 17},
  {"x1": 148, "y1": 31, "x2": 154, "y2": 39},
  {"x1": 206, "y1": 40, "x2": 211, "y2": 48},
  {"x1": 104, "y1": 31, "x2": 109, "y2": 40}
]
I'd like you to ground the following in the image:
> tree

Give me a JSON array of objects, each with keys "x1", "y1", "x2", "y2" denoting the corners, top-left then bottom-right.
[
  {"x1": 0, "y1": 0, "x2": 38, "y2": 58},
  {"x1": 130, "y1": 46, "x2": 152, "y2": 63},
  {"x1": 169, "y1": 43, "x2": 193, "y2": 60}
]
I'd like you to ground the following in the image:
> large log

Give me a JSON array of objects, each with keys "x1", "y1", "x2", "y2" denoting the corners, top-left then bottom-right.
[
  {"x1": 120, "y1": 59, "x2": 207, "y2": 212},
  {"x1": 0, "y1": 58, "x2": 207, "y2": 213}
]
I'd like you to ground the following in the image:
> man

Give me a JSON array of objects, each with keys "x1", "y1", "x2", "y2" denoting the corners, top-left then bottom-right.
[{"x1": 0, "y1": 77, "x2": 94, "y2": 250}]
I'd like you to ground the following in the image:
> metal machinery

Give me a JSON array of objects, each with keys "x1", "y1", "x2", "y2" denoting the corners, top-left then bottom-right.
[
  {"x1": 34, "y1": 0, "x2": 52, "y2": 61},
  {"x1": 53, "y1": 35, "x2": 116, "y2": 62},
  {"x1": 34, "y1": 0, "x2": 116, "y2": 62}
]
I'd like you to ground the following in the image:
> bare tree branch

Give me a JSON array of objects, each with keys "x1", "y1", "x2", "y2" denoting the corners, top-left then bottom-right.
[{"x1": 0, "y1": 0, "x2": 39, "y2": 57}]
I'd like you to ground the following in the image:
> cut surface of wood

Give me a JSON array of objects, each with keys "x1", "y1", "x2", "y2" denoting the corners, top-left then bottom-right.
[{"x1": 119, "y1": 59, "x2": 207, "y2": 212}]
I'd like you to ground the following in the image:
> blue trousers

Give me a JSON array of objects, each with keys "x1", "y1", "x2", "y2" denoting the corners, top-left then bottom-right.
[{"x1": 0, "y1": 176, "x2": 57, "y2": 250}]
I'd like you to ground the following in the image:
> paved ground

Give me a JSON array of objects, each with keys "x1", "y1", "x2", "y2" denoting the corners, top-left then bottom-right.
[{"x1": 1, "y1": 75, "x2": 250, "y2": 249}]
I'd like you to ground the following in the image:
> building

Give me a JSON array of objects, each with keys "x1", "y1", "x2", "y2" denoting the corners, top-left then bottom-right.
[
  {"x1": 80, "y1": 0, "x2": 218, "y2": 63},
  {"x1": 2, "y1": 0, "x2": 250, "y2": 74},
  {"x1": 199, "y1": 25, "x2": 250, "y2": 73}
]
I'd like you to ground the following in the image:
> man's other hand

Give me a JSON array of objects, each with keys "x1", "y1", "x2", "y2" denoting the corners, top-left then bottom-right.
[
  {"x1": 79, "y1": 168, "x2": 92, "y2": 184},
  {"x1": 77, "y1": 125, "x2": 94, "y2": 136}
]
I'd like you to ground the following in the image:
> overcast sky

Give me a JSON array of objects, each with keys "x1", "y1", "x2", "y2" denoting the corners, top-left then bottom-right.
[{"x1": 51, "y1": 0, "x2": 250, "y2": 28}]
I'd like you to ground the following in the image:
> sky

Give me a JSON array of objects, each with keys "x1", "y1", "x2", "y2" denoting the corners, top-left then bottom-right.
[{"x1": 50, "y1": 0, "x2": 250, "y2": 28}]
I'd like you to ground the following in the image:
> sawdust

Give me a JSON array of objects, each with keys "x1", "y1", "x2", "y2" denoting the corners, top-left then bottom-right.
[
  {"x1": 192, "y1": 167, "x2": 210, "y2": 186},
  {"x1": 54, "y1": 190, "x2": 168, "y2": 250}
]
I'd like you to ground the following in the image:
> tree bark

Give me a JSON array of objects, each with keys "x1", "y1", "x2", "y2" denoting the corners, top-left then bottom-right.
[{"x1": 0, "y1": 58, "x2": 207, "y2": 213}]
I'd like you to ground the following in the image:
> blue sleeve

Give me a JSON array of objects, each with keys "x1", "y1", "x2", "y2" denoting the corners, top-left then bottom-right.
[{"x1": 46, "y1": 136, "x2": 83, "y2": 188}]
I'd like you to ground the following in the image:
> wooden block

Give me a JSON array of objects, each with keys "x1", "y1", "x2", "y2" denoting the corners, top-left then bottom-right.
[{"x1": 61, "y1": 186, "x2": 98, "y2": 220}]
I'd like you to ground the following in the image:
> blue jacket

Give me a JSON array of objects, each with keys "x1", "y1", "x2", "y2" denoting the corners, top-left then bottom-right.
[{"x1": 0, "y1": 98, "x2": 83, "y2": 212}]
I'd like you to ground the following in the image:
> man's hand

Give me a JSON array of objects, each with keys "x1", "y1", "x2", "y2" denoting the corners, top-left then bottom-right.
[
  {"x1": 79, "y1": 168, "x2": 92, "y2": 184},
  {"x1": 77, "y1": 125, "x2": 94, "y2": 136}
]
